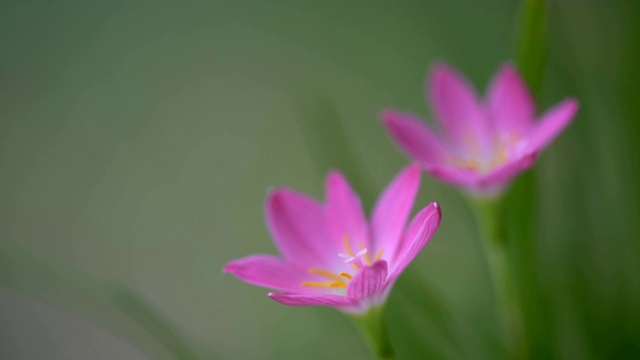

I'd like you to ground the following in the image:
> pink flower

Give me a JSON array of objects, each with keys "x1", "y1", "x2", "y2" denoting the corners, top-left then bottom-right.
[
  {"x1": 382, "y1": 62, "x2": 579, "y2": 195},
  {"x1": 224, "y1": 165, "x2": 441, "y2": 313}
]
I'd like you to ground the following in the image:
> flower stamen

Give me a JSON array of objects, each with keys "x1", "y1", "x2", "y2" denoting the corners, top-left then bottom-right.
[
  {"x1": 303, "y1": 238, "x2": 385, "y2": 290},
  {"x1": 341, "y1": 236, "x2": 359, "y2": 271},
  {"x1": 340, "y1": 248, "x2": 369, "y2": 271},
  {"x1": 300, "y1": 281, "x2": 347, "y2": 289},
  {"x1": 301, "y1": 268, "x2": 351, "y2": 289},
  {"x1": 342, "y1": 236, "x2": 355, "y2": 256},
  {"x1": 358, "y1": 241, "x2": 372, "y2": 265},
  {"x1": 308, "y1": 268, "x2": 345, "y2": 283}
]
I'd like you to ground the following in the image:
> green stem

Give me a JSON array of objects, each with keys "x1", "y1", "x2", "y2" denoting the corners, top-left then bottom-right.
[
  {"x1": 469, "y1": 196, "x2": 522, "y2": 356},
  {"x1": 516, "y1": 0, "x2": 547, "y2": 98},
  {"x1": 349, "y1": 306, "x2": 396, "y2": 360}
]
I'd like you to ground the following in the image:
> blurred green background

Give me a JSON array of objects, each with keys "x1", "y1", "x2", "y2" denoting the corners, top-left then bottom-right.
[{"x1": 1, "y1": 1, "x2": 639, "y2": 359}]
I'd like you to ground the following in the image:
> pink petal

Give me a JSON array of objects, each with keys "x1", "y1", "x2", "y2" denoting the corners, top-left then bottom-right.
[
  {"x1": 346, "y1": 260, "x2": 388, "y2": 301},
  {"x1": 425, "y1": 165, "x2": 479, "y2": 188},
  {"x1": 428, "y1": 63, "x2": 491, "y2": 156},
  {"x1": 388, "y1": 203, "x2": 436, "y2": 265},
  {"x1": 390, "y1": 203, "x2": 441, "y2": 280},
  {"x1": 486, "y1": 62, "x2": 535, "y2": 135},
  {"x1": 371, "y1": 165, "x2": 421, "y2": 256},
  {"x1": 268, "y1": 292, "x2": 357, "y2": 307},
  {"x1": 478, "y1": 152, "x2": 538, "y2": 189},
  {"x1": 325, "y1": 171, "x2": 369, "y2": 249},
  {"x1": 266, "y1": 189, "x2": 333, "y2": 266},
  {"x1": 223, "y1": 255, "x2": 307, "y2": 292},
  {"x1": 525, "y1": 98, "x2": 579, "y2": 152},
  {"x1": 380, "y1": 109, "x2": 447, "y2": 167}
]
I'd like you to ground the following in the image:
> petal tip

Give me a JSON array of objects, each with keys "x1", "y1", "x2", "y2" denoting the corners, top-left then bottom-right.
[
  {"x1": 266, "y1": 188, "x2": 283, "y2": 202},
  {"x1": 428, "y1": 202, "x2": 443, "y2": 225},
  {"x1": 498, "y1": 61, "x2": 518, "y2": 76},
  {"x1": 429, "y1": 65, "x2": 449, "y2": 88},
  {"x1": 401, "y1": 163, "x2": 422, "y2": 186},
  {"x1": 407, "y1": 162, "x2": 422, "y2": 174},
  {"x1": 404, "y1": 159, "x2": 422, "y2": 172},
  {"x1": 326, "y1": 169, "x2": 344, "y2": 182},
  {"x1": 222, "y1": 260, "x2": 240, "y2": 274},
  {"x1": 565, "y1": 97, "x2": 580, "y2": 113},
  {"x1": 325, "y1": 169, "x2": 351, "y2": 199},
  {"x1": 222, "y1": 264, "x2": 233, "y2": 274},
  {"x1": 429, "y1": 61, "x2": 454, "y2": 77},
  {"x1": 266, "y1": 188, "x2": 298, "y2": 209},
  {"x1": 380, "y1": 109, "x2": 406, "y2": 128},
  {"x1": 428, "y1": 61, "x2": 465, "y2": 88}
]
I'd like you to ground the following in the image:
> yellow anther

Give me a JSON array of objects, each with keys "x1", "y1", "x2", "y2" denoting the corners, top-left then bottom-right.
[
  {"x1": 374, "y1": 249, "x2": 384, "y2": 261},
  {"x1": 448, "y1": 155, "x2": 480, "y2": 172},
  {"x1": 328, "y1": 281, "x2": 347, "y2": 288},
  {"x1": 339, "y1": 272, "x2": 353, "y2": 280},
  {"x1": 342, "y1": 236, "x2": 354, "y2": 256},
  {"x1": 308, "y1": 268, "x2": 344, "y2": 282},
  {"x1": 461, "y1": 159, "x2": 480, "y2": 171},
  {"x1": 488, "y1": 132, "x2": 519, "y2": 169},
  {"x1": 490, "y1": 147, "x2": 507, "y2": 168},
  {"x1": 300, "y1": 281, "x2": 347, "y2": 289}
]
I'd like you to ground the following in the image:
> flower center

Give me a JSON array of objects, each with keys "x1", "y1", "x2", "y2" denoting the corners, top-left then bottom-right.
[
  {"x1": 300, "y1": 236, "x2": 384, "y2": 289},
  {"x1": 449, "y1": 132, "x2": 520, "y2": 173}
]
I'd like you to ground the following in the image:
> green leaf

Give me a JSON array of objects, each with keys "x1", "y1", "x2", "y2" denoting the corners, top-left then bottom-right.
[
  {"x1": 0, "y1": 241, "x2": 211, "y2": 360},
  {"x1": 294, "y1": 91, "x2": 376, "y2": 208}
]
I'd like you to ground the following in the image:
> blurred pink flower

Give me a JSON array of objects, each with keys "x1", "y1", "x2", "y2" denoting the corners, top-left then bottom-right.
[
  {"x1": 382, "y1": 62, "x2": 578, "y2": 195},
  {"x1": 224, "y1": 165, "x2": 441, "y2": 313}
]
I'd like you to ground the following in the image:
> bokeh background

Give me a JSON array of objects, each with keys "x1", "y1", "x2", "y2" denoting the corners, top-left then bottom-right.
[{"x1": 1, "y1": 1, "x2": 639, "y2": 359}]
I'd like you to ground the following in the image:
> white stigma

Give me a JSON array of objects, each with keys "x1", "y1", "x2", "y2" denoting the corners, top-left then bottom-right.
[{"x1": 338, "y1": 248, "x2": 368, "y2": 264}]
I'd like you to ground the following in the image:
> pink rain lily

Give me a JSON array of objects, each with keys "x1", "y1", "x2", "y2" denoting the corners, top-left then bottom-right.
[
  {"x1": 382, "y1": 62, "x2": 579, "y2": 195},
  {"x1": 224, "y1": 165, "x2": 441, "y2": 313}
]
